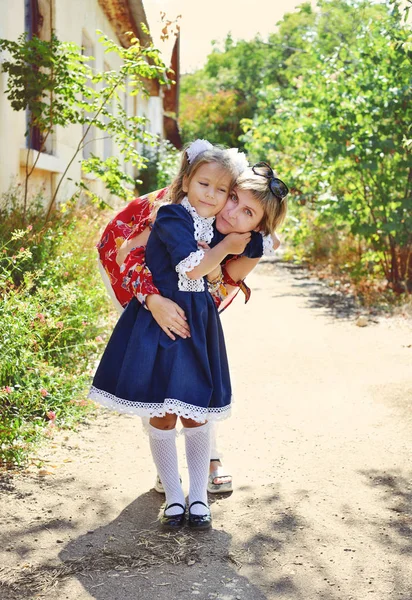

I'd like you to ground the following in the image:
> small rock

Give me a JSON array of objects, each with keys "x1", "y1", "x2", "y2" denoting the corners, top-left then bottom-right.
[
  {"x1": 355, "y1": 315, "x2": 368, "y2": 327},
  {"x1": 38, "y1": 469, "x2": 51, "y2": 477}
]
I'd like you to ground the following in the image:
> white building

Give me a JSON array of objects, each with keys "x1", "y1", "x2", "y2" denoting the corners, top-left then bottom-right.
[{"x1": 0, "y1": 0, "x2": 180, "y2": 203}]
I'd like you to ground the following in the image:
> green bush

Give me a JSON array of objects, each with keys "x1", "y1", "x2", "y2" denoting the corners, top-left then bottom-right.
[
  {"x1": 137, "y1": 140, "x2": 180, "y2": 195},
  {"x1": 0, "y1": 192, "x2": 112, "y2": 467}
]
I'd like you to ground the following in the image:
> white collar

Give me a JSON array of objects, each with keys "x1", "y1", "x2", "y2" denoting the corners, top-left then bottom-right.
[{"x1": 181, "y1": 196, "x2": 215, "y2": 243}]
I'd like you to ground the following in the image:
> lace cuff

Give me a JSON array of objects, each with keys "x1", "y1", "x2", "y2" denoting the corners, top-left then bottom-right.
[
  {"x1": 175, "y1": 249, "x2": 205, "y2": 292},
  {"x1": 261, "y1": 233, "x2": 276, "y2": 256}
]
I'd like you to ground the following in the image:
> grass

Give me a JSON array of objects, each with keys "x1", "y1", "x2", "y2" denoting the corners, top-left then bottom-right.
[{"x1": 0, "y1": 190, "x2": 113, "y2": 468}]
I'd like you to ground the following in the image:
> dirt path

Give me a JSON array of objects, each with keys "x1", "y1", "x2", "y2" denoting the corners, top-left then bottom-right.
[{"x1": 1, "y1": 261, "x2": 411, "y2": 600}]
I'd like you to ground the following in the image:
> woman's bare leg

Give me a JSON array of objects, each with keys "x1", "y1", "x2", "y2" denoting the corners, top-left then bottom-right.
[{"x1": 208, "y1": 422, "x2": 232, "y2": 492}]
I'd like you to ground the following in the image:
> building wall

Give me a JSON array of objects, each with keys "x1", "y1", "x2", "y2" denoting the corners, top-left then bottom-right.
[
  {"x1": 0, "y1": 1, "x2": 27, "y2": 196},
  {"x1": 0, "y1": 0, "x2": 164, "y2": 204}
]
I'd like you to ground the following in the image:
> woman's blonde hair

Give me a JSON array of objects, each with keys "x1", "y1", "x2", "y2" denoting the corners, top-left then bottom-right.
[
  {"x1": 165, "y1": 144, "x2": 239, "y2": 205},
  {"x1": 235, "y1": 167, "x2": 288, "y2": 235}
]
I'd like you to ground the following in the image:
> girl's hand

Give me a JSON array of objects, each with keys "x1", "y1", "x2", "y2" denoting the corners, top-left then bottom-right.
[
  {"x1": 223, "y1": 232, "x2": 251, "y2": 255},
  {"x1": 197, "y1": 241, "x2": 211, "y2": 252},
  {"x1": 145, "y1": 295, "x2": 190, "y2": 340}
]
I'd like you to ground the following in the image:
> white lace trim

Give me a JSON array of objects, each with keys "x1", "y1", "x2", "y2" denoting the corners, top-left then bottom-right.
[
  {"x1": 181, "y1": 197, "x2": 215, "y2": 244},
  {"x1": 261, "y1": 233, "x2": 276, "y2": 256},
  {"x1": 89, "y1": 386, "x2": 231, "y2": 423},
  {"x1": 175, "y1": 248, "x2": 205, "y2": 292}
]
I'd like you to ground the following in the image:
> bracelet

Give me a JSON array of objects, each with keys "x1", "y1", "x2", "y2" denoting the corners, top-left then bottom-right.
[
  {"x1": 208, "y1": 279, "x2": 224, "y2": 294},
  {"x1": 207, "y1": 270, "x2": 225, "y2": 296},
  {"x1": 207, "y1": 268, "x2": 223, "y2": 286}
]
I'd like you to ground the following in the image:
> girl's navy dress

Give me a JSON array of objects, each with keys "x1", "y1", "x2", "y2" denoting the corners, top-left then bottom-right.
[{"x1": 89, "y1": 198, "x2": 232, "y2": 423}]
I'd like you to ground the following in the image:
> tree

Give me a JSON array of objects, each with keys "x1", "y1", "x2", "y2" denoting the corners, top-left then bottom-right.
[
  {"x1": 0, "y1": 31, "x2": 171, "y2": 223},
  {"x1": 242, "y1": 0, "x2": 412, "y2": 291},
  {"x1": 179, "y1": 34, "x2": 271, "y2": 148}
]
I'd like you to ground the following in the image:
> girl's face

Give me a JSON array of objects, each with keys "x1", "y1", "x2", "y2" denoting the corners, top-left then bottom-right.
[
  {"x1": 183, "y1": 162, "x2": 232, "y2": 218},
  {"x1": 215, "y1": 187, "x2": 265, "y2": 234}
]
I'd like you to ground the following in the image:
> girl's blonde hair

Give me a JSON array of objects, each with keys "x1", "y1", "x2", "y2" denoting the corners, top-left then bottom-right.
[
  {"x1": 165, "y1": 144, "x2": 239, "y2": 205},
  {"x1": 235, "y1": 167, "x2": 288, "y2": 235}
]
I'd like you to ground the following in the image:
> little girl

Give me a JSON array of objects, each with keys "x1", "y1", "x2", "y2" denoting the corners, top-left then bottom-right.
[
  {"x1": 96, "y1": 148, "x2": 288, "y2": 498},
  {"x1": 89, "y1": 144, "x2": 252, "y2": 530}
]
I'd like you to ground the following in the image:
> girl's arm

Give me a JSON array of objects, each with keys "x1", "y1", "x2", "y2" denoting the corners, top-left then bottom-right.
[{"x1": 186, "y1": 232, "x2": 252, "y2": 279}]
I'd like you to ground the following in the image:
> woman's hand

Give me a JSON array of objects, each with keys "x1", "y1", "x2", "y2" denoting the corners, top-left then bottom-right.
[{"x1": 145, "y1": 295, "x2": 190, "y2": 341}]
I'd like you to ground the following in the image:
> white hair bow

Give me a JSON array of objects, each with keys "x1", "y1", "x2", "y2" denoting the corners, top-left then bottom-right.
[
  {"x1": 226, "y1": 148, "x2": 249, "y2": 175},
  {"x1": 186, "y1": 139, "x2": 213, "y2": 164}
]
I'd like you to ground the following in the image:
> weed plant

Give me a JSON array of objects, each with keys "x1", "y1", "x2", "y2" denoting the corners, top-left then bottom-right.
[
  {"x1": 0, "y1": 189, "x2": 112, "y2": 467},
  {"x1": 283, "y1": 210, "x2": 405, "y2": 312}
]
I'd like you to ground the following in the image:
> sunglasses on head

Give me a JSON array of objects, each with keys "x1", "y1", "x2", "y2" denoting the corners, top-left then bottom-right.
[{"x1": 252, "y1": 162, "x2": 289, "y2": 200}]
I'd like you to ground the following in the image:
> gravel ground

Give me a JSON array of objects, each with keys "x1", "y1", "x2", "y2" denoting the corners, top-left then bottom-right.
[{"x1": 1, "y1": 261, "x2": 411, "y2": 600}]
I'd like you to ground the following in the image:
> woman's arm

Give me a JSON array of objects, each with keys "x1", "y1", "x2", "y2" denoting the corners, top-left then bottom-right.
[
  {"x1": 145, "y1": 294, "x2": 190, "y2": 340},
  {"x1": 121, "y1": 245, "x2": 190, "y2": 340},
  {"x1": 223, "y1": 256, "x2": 260, "y2": 294},
  {"x1": 116, "y1": 227, "x2": 152, "y2": 266},
  {"x1": 218, "y1": 232, "x2": 281, "y2": 301},
  {"x1": 206, "y1": 256, "x2": 260, "y2": 309}
]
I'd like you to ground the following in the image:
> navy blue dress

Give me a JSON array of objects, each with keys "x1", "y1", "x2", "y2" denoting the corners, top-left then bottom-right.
[{"x1": 89, "y1": 201, "x2": 232, "y2": 423}]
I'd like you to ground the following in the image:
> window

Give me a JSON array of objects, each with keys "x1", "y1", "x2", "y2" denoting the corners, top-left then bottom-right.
[{"x1": 25, "y1": 0, "x2": 54, "y2": 153}]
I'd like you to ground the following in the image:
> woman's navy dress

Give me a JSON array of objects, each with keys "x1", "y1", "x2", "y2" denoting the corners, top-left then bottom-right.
[{"x1": 89, "y1": 199, "x2": 232, "y2": 423}]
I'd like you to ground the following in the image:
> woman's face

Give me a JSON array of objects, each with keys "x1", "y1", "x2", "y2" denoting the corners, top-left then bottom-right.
[{"x1": 215, "y1": 187, "x2": 264, "y2": 234}]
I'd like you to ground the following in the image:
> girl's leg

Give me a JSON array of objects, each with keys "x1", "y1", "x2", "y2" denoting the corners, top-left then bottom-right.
[
  {"x1": 181, "y1": 418, "x2": 211, "y2": 520},
  {"x1": 148, "y1": 413, "x2": 185, "y2": 518}
]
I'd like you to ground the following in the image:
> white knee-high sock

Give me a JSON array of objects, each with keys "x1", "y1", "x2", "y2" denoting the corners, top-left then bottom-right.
[
  {"x1": 183, "y1": 422, "x2": 211, "y2": 516},
  {"x1": 148, "y1": 425, "x2": 185, "y2": 516}
]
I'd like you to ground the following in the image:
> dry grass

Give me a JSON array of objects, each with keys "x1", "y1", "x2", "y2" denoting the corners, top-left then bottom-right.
[{"x1": 0, "y1": 528, "x2": 207, "y2": 598}]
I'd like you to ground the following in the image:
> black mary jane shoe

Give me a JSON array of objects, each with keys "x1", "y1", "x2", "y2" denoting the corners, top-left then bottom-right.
[
  {"x1": 188, "y1": 501, "x2": 212, "y2": 530},
  {"x1": 160, "y1": 503, "x2": 186, "y2": 530}
]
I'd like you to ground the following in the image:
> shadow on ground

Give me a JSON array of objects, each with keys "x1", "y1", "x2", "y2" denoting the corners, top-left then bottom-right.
[
  {"x1": 0, "y1": 488, "x2": 268, "y2": 599},
  {"x1": 359, "y1": 468, "x2": 412, "y2": 555},
  {"x1": 259, "y1": 260, "x2": 362, "y2": 320},
  {"x1": 2, "y1": 471, "x2": 412, "y2": 599}
]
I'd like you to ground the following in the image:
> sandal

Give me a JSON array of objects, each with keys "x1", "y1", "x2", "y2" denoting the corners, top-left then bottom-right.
[
  {"x1": 154, "y1": 474, "x2": 182, "y2": 494},
  {"x1": 207, "y1": 461, "x2": 233, "y2": 494}
]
